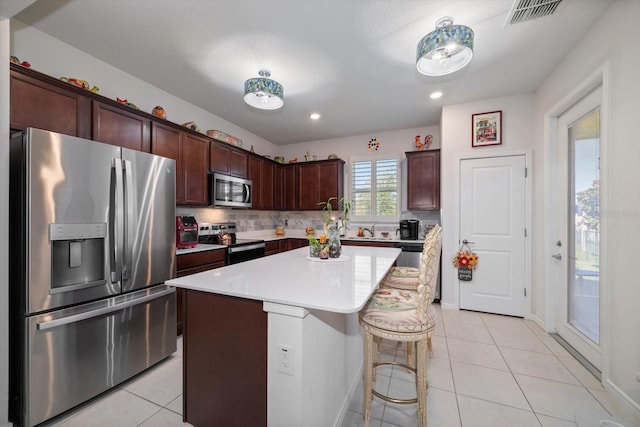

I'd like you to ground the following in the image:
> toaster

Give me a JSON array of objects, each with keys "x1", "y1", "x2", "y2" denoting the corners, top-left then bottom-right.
[{"x1": 176, "y1": 216, "x2": 198, "y2": 249}]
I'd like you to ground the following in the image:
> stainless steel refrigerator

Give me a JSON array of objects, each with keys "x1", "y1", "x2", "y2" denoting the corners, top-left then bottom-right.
[{"x1": 9, "y1": 128, "x2": 177, "y2": 427}]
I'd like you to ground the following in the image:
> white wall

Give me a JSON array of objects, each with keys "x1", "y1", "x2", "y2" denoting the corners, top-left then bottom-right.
[
  {"x1": 9, "y1": 19, "x2": 278, "y2": 156},
  {"x1": 440, "y1": 94, "x2": 536, "y2": 308},
  {"x1": 279, "y1": 126, "x2": 440, "y2": 163},
  {"x1": 280, "y1": 125, "x2": 442, "y2": 226},
  {"x1": 534, "y1": 0, "x2": 640, "y2": 411}
]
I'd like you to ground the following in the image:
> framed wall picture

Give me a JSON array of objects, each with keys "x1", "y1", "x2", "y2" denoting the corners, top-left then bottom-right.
[{"x1": 472, "y1": 110, "x2": 502, "y2": 147}]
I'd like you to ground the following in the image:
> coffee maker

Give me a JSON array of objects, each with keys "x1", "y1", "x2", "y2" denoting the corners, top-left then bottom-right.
[{"x1": 399, "y1": 219, "x2": 420, "y2": 240}]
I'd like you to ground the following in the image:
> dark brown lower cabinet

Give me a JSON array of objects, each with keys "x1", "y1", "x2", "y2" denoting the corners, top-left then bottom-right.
[{"x1": 183, "y1": 290, "x2": 267, "y2": 427}]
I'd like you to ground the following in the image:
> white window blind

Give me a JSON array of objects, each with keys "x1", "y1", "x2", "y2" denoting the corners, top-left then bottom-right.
[{"x1": 351, "y1": 157, "x2": 399, "y2": 220}]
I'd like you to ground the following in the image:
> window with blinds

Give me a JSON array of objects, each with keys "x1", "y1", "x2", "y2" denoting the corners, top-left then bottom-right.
[{"x1": 351, "y1": 157, "x2": 399, "y2": 220}]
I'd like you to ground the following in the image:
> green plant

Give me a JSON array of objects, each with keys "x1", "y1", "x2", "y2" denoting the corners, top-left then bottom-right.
[{"x1": 318, "y1": 197, "x2": 351, "y2": 232}]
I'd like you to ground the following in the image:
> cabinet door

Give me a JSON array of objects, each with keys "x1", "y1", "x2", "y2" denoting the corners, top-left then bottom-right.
[
  {"x1": 406, "y1": 150, "x2": 440, "y2": 211},
  {"x1": 176, "y1": 249, "x2": 226, "y2": 336},
  {"x1": 297, "y1": 163, "x2": 320, "y2": 210},
  {"x1": 181, "y1": 133, "x2": 210, "y2": 206},
  {"x1": 318, "y1": 161, "x2": 343, "y2": 206},
  {"x1": 248, "y1": 156, "x2": 263, "y2": 209},
  {"x1": 209, "y1": 142, "x2": 230, "y2": 174},
  {"x1": 282, "y1": 165, "x2": 297, "y2": 210},
  {"x1": 151, "y1": 122, "x2": 184, "y2": 203},
  {"x1": 10, "y1": 68, "x2": 91, "y2": 138},
  {"x1": 92, "y1": 101, "x2": 150, "y2": 152},
  {"x1": 264, "y1": 241, "x2": 280, "y2": 257},
  {"x1": 261, "y1": 161, "x2": 275, "y2": 210},
  {"x1": 229, "y1": 149, "x2": 248, "y2": 178},
  {"x1": 211, "y1": 142, "x2": 249, "y2": 178}
]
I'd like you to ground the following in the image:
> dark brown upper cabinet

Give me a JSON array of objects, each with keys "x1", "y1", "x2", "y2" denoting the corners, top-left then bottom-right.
[
  {"x1": 151, "y1": 121, "x2": 209, "y2": 206},
  {"x1": 406, "y1": 150, "x2": 440, "y2": 211},
  {"x1": 296, "y1": 159, "x2": 344, "y2": 210},
  {"x1": 210, "y1": 141, "x2": 248, "y2": 178},
  {"x1": 10, "y1": 64, "x2": 91, "y2": 138},
  {"x1": 92, "y1": 100, "x2": 150, "y2": 152}
]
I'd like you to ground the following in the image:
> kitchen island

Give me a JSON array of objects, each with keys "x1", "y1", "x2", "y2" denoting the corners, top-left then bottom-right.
[{"x1": 166, "y1": 245, "x2": 401, "y2": 427}]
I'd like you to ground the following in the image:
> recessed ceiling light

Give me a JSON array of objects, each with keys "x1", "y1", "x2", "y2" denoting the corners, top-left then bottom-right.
[
  {"x1": 310, "y1": 113, "x2": 321, "y2": 120},
  {"x1": 430, "y1": 91, "x2": 443, "y2": 99}
]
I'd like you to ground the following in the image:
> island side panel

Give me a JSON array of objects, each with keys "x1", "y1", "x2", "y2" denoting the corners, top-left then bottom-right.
[{"x1": 183, "y1": 290, "x2": 267, "y2": 426}]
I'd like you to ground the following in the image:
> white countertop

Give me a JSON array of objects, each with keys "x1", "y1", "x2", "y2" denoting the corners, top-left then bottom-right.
[
  {"x1": 176, "y1": 244, "x2": 226, "y2": 255},
  {"x1": 166, "y1": 245, "x2": 401, "y2": 313}
]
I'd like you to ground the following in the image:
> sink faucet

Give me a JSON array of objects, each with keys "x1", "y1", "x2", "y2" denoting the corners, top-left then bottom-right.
[{"x1": 363, "y1": 224, "x2": 375, "y2": 237}]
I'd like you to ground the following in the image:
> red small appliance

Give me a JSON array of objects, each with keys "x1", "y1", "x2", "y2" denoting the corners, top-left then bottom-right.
[{"x1": 176, "y1": 216, "x2": 198, "y2": 249}]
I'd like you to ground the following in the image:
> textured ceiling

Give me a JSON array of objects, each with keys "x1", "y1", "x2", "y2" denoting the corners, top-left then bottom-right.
[{"x1": 15, "y1": 0, "x2": 612, "y2": 145}]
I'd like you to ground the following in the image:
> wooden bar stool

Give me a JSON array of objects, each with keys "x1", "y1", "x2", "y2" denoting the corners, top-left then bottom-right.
[
  {"x1": 358, "y1": 225, "x2": 441, "y2": 427},
  {"x1": 379, "y1": 226, "x2": 440, "y2": 365}
]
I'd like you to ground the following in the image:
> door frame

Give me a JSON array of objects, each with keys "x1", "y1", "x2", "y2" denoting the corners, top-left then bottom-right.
[
  {"x1": 543, "y1": 62, "x2": 610, "y2": 380},
  {"x1": 452, "y1": 150, "x2": 533, "y2": 319}
]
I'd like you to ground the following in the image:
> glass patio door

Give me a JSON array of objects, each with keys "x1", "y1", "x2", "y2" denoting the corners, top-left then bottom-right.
[{"x1": 556, "y1": 87, "x2": 602, "y2": 369}]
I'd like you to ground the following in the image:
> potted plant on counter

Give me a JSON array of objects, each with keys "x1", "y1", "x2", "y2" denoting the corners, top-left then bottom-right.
[{"x1": 309, "y1": 197, "x2": 351, "y2": 258}]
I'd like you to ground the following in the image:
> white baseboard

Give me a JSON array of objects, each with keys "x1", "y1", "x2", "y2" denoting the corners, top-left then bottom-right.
[
  {"x1": 529, "y1": 313, "x2": 549, "y2": 332},
  {"x1": 440, "y1": 302, "x2": 457, "y2": 311},
  {"x1": 333, "y1": 362, "x2": 363, "y2": 427},
  {"x1": 604, "y1": 378, "x2": 640, "y2": 420}
]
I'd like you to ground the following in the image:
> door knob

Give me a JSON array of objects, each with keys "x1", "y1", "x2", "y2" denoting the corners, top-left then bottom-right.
[
  {"x1": 462, "y1": 239, "x2": 475, "y2": 245},
  {"x1": 552, "y1": 253, "x2": 562, "y2": 260}
]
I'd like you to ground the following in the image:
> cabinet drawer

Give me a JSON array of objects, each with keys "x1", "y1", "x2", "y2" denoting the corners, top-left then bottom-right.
[
  {"x1": 264, "y1": 241, "x2": 280, "y2": 256},
  {"x1": 177, "y1": 249, "x2": 226, "y2": 270}
]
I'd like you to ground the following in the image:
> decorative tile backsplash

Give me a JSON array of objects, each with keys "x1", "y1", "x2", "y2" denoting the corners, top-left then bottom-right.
[{"x1": 176, "y1": 207, "x2": 440, "y2": 235}]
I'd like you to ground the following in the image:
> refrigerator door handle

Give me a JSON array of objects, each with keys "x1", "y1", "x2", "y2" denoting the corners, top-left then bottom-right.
[
  {"x1": 36, "y1": 287, "x2": 175, "y2": 330},
  {"x1": 122, "y1": 159, "x2": 135, "y2": 281},
  {"x1": 110, "y1": 158, "x2": 124, "y2": 283}
]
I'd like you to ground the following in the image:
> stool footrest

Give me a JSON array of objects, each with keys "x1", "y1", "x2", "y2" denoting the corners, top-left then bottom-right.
[{"x1": 372, "y1": 361, "x2": 419, "y2": 404}]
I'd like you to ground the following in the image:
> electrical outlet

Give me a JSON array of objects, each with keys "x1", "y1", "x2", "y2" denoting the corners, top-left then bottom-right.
[{"x1": 277, "y1": 344, "x2": 294, "y2": 376}]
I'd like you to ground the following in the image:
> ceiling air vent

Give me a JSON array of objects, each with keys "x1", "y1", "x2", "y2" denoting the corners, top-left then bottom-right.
[{"x1": 506, "y1": 0, "x2": 564, "y2": 26}]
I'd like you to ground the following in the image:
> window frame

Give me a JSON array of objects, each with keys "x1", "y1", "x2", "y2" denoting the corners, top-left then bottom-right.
[{"x1": 347, "y1": 154, "x2": 401, "y2": 223}]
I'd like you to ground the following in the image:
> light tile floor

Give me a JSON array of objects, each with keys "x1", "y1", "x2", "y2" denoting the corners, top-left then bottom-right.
[{"x1": 42, "y1": 305, "x2": 639, "y2": 427}]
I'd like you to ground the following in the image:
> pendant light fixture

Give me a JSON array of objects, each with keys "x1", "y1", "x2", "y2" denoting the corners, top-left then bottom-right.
[
  {"x1": 416, "y1": 17, "x2": 474, "y2": 76},
  {"x1": 243, "y1": 69, "x2": 284, "y2": 110}
]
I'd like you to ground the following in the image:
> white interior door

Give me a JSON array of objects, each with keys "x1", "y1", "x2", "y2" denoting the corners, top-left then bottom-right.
[
  {"x1": 459, "y1": 155, "x2": 527, "y2": 316},
  {"x1": 555, "y1": 87, "x2": 602, "y2": 370}
]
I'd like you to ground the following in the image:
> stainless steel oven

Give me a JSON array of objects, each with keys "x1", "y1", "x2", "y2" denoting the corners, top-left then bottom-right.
[
  {"x1": 227, "y1": 240, "x2": 266, "y2": 264},
  {"x1": 198, "y1": 222, "x2": 265, "y2": 265}
]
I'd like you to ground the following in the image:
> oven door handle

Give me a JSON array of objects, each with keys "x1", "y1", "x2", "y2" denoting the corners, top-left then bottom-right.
[
  {"x1": 228, "y1": 243, "x2": 265, "y2": 253},
  {"x1": 36, "y1": 287, "x2": 175, "y2": 331}
]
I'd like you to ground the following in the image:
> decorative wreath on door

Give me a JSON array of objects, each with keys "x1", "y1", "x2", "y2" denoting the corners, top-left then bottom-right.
[
  {"x1": 452, "y1": 243, "x2": 478, "y2": 270},
  {"x1": 453, "y1": 242, "x2": 478, "y2": 281}
]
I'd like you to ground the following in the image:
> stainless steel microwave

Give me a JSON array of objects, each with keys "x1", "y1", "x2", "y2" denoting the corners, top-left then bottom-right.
[{"x1": 210, "y1": 173, "x2": 252, "y2": 208}]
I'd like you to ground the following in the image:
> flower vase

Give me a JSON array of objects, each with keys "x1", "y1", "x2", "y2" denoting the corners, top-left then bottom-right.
[
  {"x1": 309, "y1": 243, "x2": 321, "y2": 258},
  {"x1": 328, "y1": 228, "x2": 342, "y2": 258}
]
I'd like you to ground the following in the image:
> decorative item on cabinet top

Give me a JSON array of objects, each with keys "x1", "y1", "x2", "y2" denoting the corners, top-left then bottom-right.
[
  {"x1": 116, "y1": 98, "x2": 139, "y2": 110},
  {"x1": 207, "y1": 130, "x2": 243, "y2": 148},
  {"x1": 152, "y1": 105, "x2": 167, "y2": 119},
  {"x1": 182, "y1": 121, "x2": 200, "y2": 132},
  {"x1": 415, "y1": 135, "x2": 433, "y2": 151},
  {"x1": 59, "y1": 76, "x2": 99, "y2": 93},
  {"x1": 9, "y1": 56, "x2": 31, "y2": 68}
]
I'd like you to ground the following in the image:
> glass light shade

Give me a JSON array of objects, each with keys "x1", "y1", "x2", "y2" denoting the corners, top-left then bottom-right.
[
  {"x1": 244, "y1": 70, "x2": 284, "y2": 110},
  {"x1": 416, "y1": 20, "x2": 474, "y2": 76}
]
